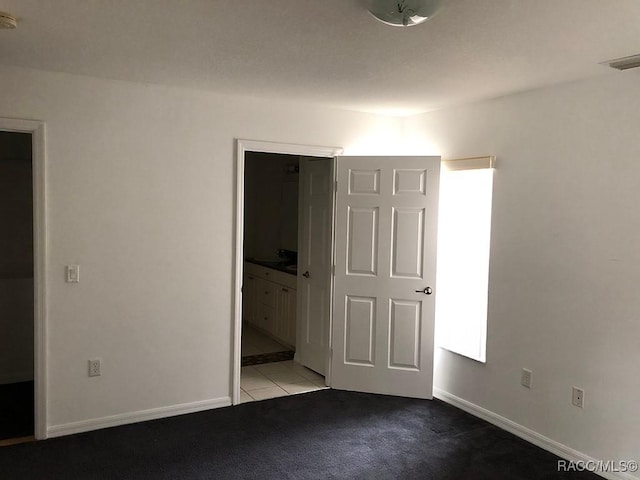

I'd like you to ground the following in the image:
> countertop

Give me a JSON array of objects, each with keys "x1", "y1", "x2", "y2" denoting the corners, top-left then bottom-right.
[{"x1": 245, "y1": 258, "x2": 297, "y2": 276}]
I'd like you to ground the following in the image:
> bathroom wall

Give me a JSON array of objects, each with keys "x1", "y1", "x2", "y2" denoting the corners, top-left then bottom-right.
[{"x1": 244, "y1": 153, "x2": 299, "y2": 259}]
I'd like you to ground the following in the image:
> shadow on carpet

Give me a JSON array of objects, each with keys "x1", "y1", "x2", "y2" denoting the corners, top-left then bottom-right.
[
  {"x1": 0, "y1": 381, "x2": 34, "y2": 441},
  {"x1": 0, "y1": 389, "x2": 599, "y2": 480}
]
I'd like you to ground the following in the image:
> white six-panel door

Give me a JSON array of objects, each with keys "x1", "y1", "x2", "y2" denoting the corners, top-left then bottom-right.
[
  {"x1": 331, "y1": 156, "x2": 440, "y2": 398},
  {"x1": 296, "y1": 157, "x2": 333, "y2": 375}
]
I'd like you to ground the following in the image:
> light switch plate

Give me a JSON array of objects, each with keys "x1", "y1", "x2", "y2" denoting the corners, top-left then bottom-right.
[{"x1": 66, "y1": 265, "x2": 80, "y2": 283}]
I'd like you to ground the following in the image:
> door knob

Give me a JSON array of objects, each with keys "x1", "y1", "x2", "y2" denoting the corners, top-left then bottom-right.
[
  {"x1": 302, "y1": 271, "x2": 310, "y2": 278},
  {"x1": 415, "y1": 287, "x2": 433, "y2": 295}
]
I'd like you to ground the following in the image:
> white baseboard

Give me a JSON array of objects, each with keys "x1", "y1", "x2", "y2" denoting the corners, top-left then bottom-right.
[
  {"x1": 0, "y1": 371, "x2": 34, "y2": 385},
  {"x1": 434, "y1": 388, "x2": 638, "y2": 480},
  {"x1": 47, "y1": 396, "x2": 231, "y2": 438}
]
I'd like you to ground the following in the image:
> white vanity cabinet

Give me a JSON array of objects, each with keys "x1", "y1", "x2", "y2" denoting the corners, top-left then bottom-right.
[
  {"x1": 243, "y1": 262, "x2": 297, "y2": 348},
  {"x1": 274, "y1": 285, "x2": 296, "y2": 346},
  {"x1": 242, "y1": 273, "x2": 258, "y2": 326}
]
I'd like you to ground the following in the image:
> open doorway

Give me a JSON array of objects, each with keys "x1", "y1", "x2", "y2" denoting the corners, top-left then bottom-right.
[
  {"x1": 0, "y1": 131, "x2": 34, "y2": 442},
  {"x1": 239, "y1": 151, "x2": 332, "y2": 403},
  {"x1": 233, "y1": 140, "x2": 342, "y2": 405},
  {"x1": 241, "y1": 152, "x2": 299, "y2": 366},
  {"x1": 234, "y1": 143, "x2": 444, "y2": 404},
  {"x1": 0, "y1": 118, "x2": 46, "y2": 442}
]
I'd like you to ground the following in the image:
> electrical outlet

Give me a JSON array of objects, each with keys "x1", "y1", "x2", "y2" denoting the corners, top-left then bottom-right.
[
  {"x1": 572, "y1": 387, "x2": 584, "y2": 408},
  {"x1": 66, "y1": 265, "x2": 80, "y2": 283},
  {"x1": 521, "y1": 368, "x2": 532, "y2": 388},
  {"x1": 88, "y1": 359, "x2": 101, "y2": 377}
]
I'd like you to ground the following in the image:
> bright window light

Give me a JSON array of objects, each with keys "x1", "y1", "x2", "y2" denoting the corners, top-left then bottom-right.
[{"x1": 435, "y1": 166, "x2": 494, "y2": 363}]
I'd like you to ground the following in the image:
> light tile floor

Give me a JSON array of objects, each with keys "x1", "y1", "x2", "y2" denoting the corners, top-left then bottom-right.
[
  {"x1": 242, "y1": 324, "x2": 290, "y2": 356},
  {"x1": 240, "y1": 360, "x2": 327, "y2": 403}
]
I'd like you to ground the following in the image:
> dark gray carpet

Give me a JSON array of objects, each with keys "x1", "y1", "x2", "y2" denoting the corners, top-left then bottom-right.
[
  {"x1": 0, "y1": 381, "x2": 34, "y2": 440},
  {"x1": 0, "y1": 389, "x2": 598, "y2": 479}
]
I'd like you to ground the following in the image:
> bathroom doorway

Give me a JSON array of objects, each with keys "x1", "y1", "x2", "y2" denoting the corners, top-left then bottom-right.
[
  {"x1": 241, "y1": 151, "x2": 299, "y2": 368},
  {"x1": 233, "y1": 140, "x2": 342, "y2": 405},
  {"x1": 240, "y1": 152, "x2": 325, "y2": 402}
]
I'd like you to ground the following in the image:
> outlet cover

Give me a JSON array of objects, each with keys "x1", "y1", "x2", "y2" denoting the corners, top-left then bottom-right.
[
  {"x1": 572, "y1": 387, "x2": 584, "y2": 408},
  {"x1": 66, "y1": 265, "x2": 80, "y2": 283},
  {"x1": 88, "y1": 359, "x2": 101, "y2": 377},
  {"x1": 521, "y1": 368, "x2": 532, "y2": 388}
]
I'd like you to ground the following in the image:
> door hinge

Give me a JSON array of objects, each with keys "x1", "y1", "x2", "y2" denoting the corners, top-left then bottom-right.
[
  {"x1": 334, "y1": 179, "x2": 338, "y2": 192},
  {"x1": 332, "y1": 264, "x2": 336, "y2": 276}
]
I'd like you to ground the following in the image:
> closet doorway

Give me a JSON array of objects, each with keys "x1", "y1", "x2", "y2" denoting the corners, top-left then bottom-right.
[
  {"x1": 0, "y1": 118, "x2": 46, "y2": 442},
  {"x1": 0, "y1": 131, "x2": 34, "y2": 443}
]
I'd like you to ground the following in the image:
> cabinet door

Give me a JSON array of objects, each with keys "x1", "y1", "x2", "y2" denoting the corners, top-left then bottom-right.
[
  {"x1": 275, "y1": 287, "x2": 297, "y2": 347},
  {"x1": 274, "y1": 287, "x2": 289, "y2": 344},
  {"x1": 243, "y1": 274, "x2": 258, "y2": 325},
  {"x1": 258, "y1": 279, "x2": 277, "y2": 308},
  {"x1": 256, "y1": 302, "x2": 275, "y2": 333},
  {"x1": 285, "y1": 288, "x2": 297, "y2": 346}
]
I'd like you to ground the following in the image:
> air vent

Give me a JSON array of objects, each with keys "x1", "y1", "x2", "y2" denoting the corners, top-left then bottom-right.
[
  {"x1": 604, "y1": 54, "x2": 640, "y2": 71},
  {"x1": 0, "y1": 11, "x2": 17, "y2": 29}
]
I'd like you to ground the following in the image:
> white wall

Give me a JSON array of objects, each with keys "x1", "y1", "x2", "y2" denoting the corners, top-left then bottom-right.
[
  {"x1": 3, "y1": 61, "x2": 635, "y2": 464},
  {"x1": 406, "y1": 72, "x2": 640, "y2": 464},
  {"x1": 0, "y1": 65, "x2": 402, "y2": 431}
]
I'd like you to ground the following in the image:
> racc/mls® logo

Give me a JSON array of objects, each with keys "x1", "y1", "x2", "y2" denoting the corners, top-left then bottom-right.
[{"x1": 557, "y1": 460, "x2": 638, "y2": 474}]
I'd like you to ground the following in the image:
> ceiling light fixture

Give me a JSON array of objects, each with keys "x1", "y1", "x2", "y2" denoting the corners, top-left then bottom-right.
[
  {"x1": 604, "y1": 54, "x2": 640, "y2": 71},
  {"x1": 369, "y1": 0, "x2": 443, "y2": 27},
  {"x1": 0, "y1": 11, "x2": 17, "y2": 29}
]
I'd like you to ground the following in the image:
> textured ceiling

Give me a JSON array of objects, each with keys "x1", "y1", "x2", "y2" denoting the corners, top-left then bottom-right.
[{"x1": 1, "y1": 0, "x2": 639, "y2": 114}]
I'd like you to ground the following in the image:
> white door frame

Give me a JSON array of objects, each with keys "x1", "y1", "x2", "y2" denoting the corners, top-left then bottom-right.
[
  {"x1": 232, "y1": 139, "x2": 343, "y2": 405},
  {"x1": 0, "y1": 117, "x2": 47, "y2": 439}
]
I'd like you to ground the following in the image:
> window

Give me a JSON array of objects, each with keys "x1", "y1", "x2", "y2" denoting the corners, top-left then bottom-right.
[{"x1": 435, "y1": 156, "x2": 495, "y2": 362}]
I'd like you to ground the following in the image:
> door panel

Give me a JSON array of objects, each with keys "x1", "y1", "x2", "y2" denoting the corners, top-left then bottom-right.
[
  {"x1": 344, "y1": 296, "x2": 376, "y2": 366},
  {"x1": 349, "y1": 169, "x2": 380, "y2": 195},
  {"x1": 393, "y1": 168, "x2": 427, "y2": 195},
  {"x1": 296, "y1": 157, "x2": 333, "y2": 375},
  {"x1": 347, "y1": 207, "x2": 379, "y2": 276},
  {"x1": 391, "y1": 207, "x2": 425, "y2": 279},
  {"x1": 332, "y1": 156, "x2": 440, "y2": 399},
  {"x1": 389, "y1": 299, "x2": 421, "y2": 370}
]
